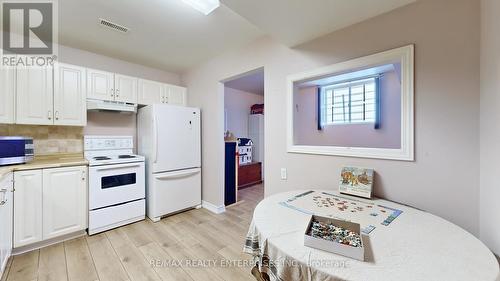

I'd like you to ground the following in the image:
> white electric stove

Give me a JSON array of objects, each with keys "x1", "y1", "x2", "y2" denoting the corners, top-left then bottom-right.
[{"x1": 84, "y1": 136, "x2": 146, "y2": 235}]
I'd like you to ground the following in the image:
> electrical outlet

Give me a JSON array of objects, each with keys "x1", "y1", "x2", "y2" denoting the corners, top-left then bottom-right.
[{"x1": 280, "y1": 168, "x2": 287, "y2": 180}]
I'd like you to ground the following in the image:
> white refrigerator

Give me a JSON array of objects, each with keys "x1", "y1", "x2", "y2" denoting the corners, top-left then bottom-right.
[{"x1": 138, "y1": 104, "x2": 201, "y2": 222}]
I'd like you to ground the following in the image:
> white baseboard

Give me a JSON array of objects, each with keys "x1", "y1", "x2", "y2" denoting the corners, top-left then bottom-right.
[
  {"x1": 12, "y1": 230, "x2": 86, "y2": 255},
  {"x1": 1, "y1": 252, "x2": 11, "y2": 281},
  {"x1": 202, "y1": 200, "x2": 226, "y2": 214}
]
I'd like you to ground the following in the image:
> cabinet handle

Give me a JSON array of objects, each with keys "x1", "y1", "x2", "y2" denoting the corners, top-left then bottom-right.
[
  {"x1": 81, "y1": 170, "x2": 86, "y2": 181},
  {"x1": 48, "y1": 110, "x2": 52, "y2": 120},
  {"x1": 165, "y1": 96, "x2": 169, "y2": 103},
  {"x1": 111, "y1": 89, "x2": 115, "y2": 98},
  {"x1": 0, "y1": 188, "x2": 7, "y2": 205},
  {"x1": 55, "y1": 111, "x2": 59, "y2": 120},
  {"x1": 116, "y1": 89, "x2": 120, "y2": 98}
]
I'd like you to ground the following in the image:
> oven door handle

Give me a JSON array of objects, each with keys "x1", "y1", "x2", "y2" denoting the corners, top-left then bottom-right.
[
  {"x1": 95, "y1": 163, "x2": 142, "y2": 171},
  {"x1": 154, "y1": 169, "x2": 200, "y2": 180}
]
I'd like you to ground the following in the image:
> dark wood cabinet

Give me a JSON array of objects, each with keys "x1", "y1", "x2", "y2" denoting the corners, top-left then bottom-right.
[{"x1": 238, "y1": 162, "x2": 262, "y2": 189}]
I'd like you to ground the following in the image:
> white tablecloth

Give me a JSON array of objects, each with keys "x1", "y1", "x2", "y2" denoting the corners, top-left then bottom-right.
[{"x1": 244, "y1": 190, "x2": 500, "y2": 281}]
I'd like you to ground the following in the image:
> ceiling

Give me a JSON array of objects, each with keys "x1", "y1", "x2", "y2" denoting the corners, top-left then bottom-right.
[
  {"x1": 58, "y1": 0, "x2": 415, "y2": 73},
  {"x1": 58, "y1": 0, "x2": 263, "y2": 73},
  {"x1": 221, "y1": 0, "x2": 416, "y2": 47},
  {"x1": 225, "y1": 70, "x2": 264, "y2": 95}
]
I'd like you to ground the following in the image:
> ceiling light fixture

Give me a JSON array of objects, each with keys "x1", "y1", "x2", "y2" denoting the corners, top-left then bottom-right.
[{"x1": 181, "y1": 0, "x2": 220, "y2": 15}]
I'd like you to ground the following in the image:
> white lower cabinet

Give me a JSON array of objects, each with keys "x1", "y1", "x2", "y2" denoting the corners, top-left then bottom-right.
[
  {"x1": 42, "y1": 166, "x2": 87, "y2": 240},
  {"x1": 0, "y1": 173, "x2": 13, "y2": 277},
  {"x1": 13, "y1": 166, "x2": 87, "y2": 248},
  {"x1": 13, "y1": 170, "x2": 43, "y2": 248}
]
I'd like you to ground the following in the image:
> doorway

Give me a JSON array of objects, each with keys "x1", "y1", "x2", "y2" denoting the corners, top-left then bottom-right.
[{"x1": 222, "y1": 68, "x2": 265, "y2": 206}]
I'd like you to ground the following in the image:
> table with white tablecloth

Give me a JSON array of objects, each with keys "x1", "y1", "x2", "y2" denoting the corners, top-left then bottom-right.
[{"x1": 244, "y1": 190, "x2": 500, "y2": 281}]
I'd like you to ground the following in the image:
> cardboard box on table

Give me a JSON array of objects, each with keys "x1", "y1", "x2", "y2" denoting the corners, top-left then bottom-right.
[{"x1": 304, "y1": 215, "x2": 365, "y2": 261}]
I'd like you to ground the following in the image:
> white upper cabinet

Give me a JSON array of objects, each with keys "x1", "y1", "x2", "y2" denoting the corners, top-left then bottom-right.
[
  {"x1": 54, "y1": 63, "x2": 87, "y2": 126},
  {"x1": 2, "y1": 61, "x2": 188, "y2": 126},
  {"x1": 0, "y1": 67, "x2": 15, "y2": 123},
  {"x1": 138, "y1": 79, "x2": 187, "y2": 106},
  {"x1": 87, "y1": 68, "x2": 114, "y2": 101},
  {"x1": 16, "y1": 65, "x2": 54, "y2": 125},
  {"x1": 138, "y1": 79, "x2": 164, "y2": 105},
  {"x1": 88, "y1": 70, "x2": 138, "y2": 104},
  {"x1": 16, "y1": 63, "x2": 85, "y2": 126},
  {"x1": 115, "y1": 74, "x2": 138, "y2": 103},
  {"x1": 42, "y1": 166, "x2": 87, "y2": 240},
  {"x1": 166, "y1": 85, "x2": 187, "y2": 106}
]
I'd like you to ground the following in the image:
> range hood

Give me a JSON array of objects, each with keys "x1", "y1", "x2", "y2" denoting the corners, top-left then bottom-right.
[{"x1": 87, "y1": 99, "x2": 137, "y2": 113}]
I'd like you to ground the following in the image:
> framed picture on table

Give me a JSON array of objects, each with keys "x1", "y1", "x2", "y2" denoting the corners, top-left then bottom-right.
[{"x1": 339, "y1": 167, "x2": 374, "y2": 199}]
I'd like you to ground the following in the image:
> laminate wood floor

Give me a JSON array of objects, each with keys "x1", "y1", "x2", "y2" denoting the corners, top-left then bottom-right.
[{"x1": 1, "y1": 184, "x2": 264, "y2": 281}]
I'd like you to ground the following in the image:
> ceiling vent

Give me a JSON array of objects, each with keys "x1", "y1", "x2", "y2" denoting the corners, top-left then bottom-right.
[{"x1": 99, "y1": 18, "x2": 129, "y2": 33}]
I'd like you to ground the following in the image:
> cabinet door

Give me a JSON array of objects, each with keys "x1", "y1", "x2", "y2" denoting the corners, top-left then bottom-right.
[
  {"x1": 54, "y1": 63, "x2": 87, "y2": 126},
  {"x1": 165, "y1": 85, "x2": 187, "y2": 106},
  {"x1": 0, "y1": 67, "x2": 15, "y2": 124},
  {"x1": 42, "y1": 166, "x2": 87, "y2": 240},
  {"x1": 115, "y1": 74, "x2": 138, "y2": 103},
  {"x1": 0, "y1": 173, "x2": 13, "y2": 275},
  {"x1": 13, "y1": 170, "x2": 43, "y2": 248},
  {"x1": 87, "y1": 69, "x2": 114, "y2": 101},
  {"x1": 16, "y1": 65, "x2": 54, "y2": 125},
  {"x1": 138, "y1": 79, "x2": 163, "y2": 105}
]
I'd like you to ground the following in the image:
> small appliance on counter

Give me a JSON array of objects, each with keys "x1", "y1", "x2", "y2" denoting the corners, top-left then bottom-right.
[
  {"x1": 0, "y1": 137, "x2": 34, "y2": 166},
  {"x1": 84, "y1": 135, "x2": 146, "y2": 235}
]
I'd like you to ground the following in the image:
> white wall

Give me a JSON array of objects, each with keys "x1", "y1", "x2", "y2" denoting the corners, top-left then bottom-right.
[
  {"x1": 224, "y1": 87, "x2": 264, "y2": 138},
  {"x1": 182, "y1": 0, "x2": 481, "y2": 235},
  {"x1": 480, "y1": 0, "x2": 500, "y2": 256},
  {"x1": 83, "y1": 111, "x2": 138, "y2": 152}
]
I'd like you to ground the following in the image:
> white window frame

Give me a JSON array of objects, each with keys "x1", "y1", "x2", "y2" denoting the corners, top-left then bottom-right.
[
  {"x1": 321, "y1": 77, "x2": 377, "y2": 126},
  {"x1": 287, "y1": 45, "x2": 414, "y2": 161}
]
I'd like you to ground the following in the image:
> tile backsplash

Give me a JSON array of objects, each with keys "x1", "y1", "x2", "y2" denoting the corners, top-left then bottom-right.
[{"x1": 0, "y1": 125, "x2": 83, "y2": 156}]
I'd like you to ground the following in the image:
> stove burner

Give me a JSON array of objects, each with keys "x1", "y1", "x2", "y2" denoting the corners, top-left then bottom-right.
[
  {"x1": 93, "y1": 156, "x2": 111, "y2": 160},
  {"x1": 118, "y1": 155, "x2": 136, "y2": 159}
]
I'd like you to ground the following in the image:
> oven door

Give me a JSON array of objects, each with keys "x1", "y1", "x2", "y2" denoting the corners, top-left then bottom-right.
[{"x1": 89, "y1": 162, "x2": 145, "y2": 210}]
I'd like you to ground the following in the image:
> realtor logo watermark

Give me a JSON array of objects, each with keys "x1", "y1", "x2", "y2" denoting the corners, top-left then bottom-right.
[{"x1": 1, "y1": 0, "x2": 58, "y2": 68}]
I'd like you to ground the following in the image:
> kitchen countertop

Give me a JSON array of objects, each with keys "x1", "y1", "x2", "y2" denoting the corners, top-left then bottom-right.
[{"x1": 0, "y1": 154, "x2": 88, "y2": 178}]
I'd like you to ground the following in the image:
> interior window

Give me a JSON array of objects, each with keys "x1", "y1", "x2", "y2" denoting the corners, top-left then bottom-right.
[{"x1": 320, "y1": 77, "x2": 378, "y2": 127}]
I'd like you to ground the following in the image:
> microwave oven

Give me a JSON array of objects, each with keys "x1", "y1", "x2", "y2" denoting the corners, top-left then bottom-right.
[{"x1": 0, "y1": 137, "x2": 34, "y2": 166}]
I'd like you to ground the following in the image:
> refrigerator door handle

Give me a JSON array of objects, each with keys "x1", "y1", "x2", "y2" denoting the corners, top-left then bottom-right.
[
  {"x1": 153, "y1": 115, "x2": 158, "y2": 163},
  {"x1": 155, "y1": 169, "x2": 201, "y2": 180}
]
